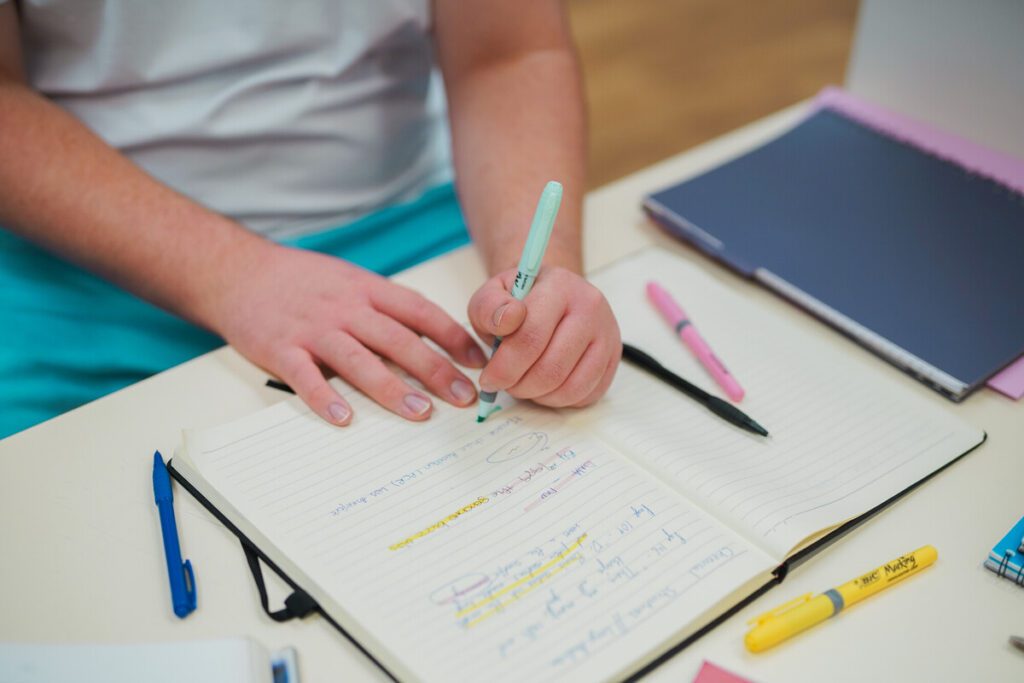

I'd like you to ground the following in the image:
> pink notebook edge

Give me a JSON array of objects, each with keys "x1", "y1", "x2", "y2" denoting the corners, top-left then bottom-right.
[
  {"x1": 808, "y1": 85, "x2": 1024, "y2": 194},
  {"x1": 805, "y1": 86, "x2": 1024, "y2": 400},
  {"x1": 987, "y1": 356, "x2": 1024, "y2": 400}
]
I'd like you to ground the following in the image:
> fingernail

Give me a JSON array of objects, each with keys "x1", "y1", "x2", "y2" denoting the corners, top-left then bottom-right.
[
  {"x1": 403, "y1": 393, "x2": 431, "y2": 416},
  {"x1": 328, "y1": 402, "x2": 351, "y2": 424},
  {"x1": 450, "y1": 378, "x2": 476, "y2": 403},
  {"x1": 492, "y1": 303, "x2": 509, "y2": 328},
  {"x1": 467, "y1": 346, "x2": 487, "y2": 366}
]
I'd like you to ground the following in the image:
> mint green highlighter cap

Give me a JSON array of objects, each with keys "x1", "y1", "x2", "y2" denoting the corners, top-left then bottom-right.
[{"x1": 511, "y1": 181, "x2": 563, "y2": 298}]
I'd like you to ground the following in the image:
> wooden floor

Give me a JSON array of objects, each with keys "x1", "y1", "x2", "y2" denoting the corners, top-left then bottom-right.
[{"x1": 568, "y1": 0, "x2": 860, "y2": 188}]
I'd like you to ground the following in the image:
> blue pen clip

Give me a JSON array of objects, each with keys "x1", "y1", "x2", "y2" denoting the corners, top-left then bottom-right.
[
  {"x1": 153, "y1": 451, "x2": 197, "y2": 618},
  {"x1": 180, "y1": 558, "x2": 197, "y2": 615}
]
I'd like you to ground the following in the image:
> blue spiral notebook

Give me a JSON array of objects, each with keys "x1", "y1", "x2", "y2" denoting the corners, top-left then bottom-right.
[
  {"x1": 644, "y1": 100, "x2": 1024, "y2": 401},
  {"x1": 985, "y1": 516, "x2": 1024, "y2": 587}
]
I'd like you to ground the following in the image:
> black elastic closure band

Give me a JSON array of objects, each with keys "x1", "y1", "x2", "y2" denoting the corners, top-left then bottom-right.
[{"x1": 242, "y1": 541, "x2": 317, "y2": 621}]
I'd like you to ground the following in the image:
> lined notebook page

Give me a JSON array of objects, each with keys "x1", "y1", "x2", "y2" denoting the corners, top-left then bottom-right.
[
  {"x1": 182, "y1": 391, "x2": 774, "y2": 682},
  {"x1": 586, "y1": 249, "x2": 984, "y2": 560}
]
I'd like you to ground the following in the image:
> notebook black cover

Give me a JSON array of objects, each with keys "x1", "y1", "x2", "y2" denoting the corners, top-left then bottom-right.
[{"x1": 644, "y1": 108, "x2": 1024, "y2": 400}]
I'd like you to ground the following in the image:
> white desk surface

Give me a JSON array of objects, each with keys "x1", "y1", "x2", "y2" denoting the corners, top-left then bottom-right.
[{"x1": 2, "y1": 103, "x2": 1022, "y2": 682}]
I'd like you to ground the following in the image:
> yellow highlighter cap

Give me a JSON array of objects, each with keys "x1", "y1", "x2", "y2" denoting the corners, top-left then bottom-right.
[
  {"x1": 745, "y1": 592, "x2": 837, "y2": 653},
  {"x1": 745, "y1": 593, "x2": 811, "y2": 653}
]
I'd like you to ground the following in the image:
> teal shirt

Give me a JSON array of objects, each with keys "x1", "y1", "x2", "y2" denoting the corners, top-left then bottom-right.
[{"x1": 0, "y1": 183, "x2": 469, "y2": 439}]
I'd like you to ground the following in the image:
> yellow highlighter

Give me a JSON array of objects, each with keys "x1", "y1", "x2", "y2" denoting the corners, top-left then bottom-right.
[{"x1": 745, "y1": 545, "x2": 938, "y2": 652}]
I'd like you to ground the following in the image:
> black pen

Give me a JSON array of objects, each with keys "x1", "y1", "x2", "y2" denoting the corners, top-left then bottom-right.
[
  {"x1": 621, "y1": 343, "x2": 769, "y2": 437},
  {"x1": 266, "y1": 378, "x2": 295, "y2": 394}
]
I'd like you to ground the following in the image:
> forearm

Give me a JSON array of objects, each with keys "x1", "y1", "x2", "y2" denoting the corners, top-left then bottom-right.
[
  {"x1": 441, "y1": 25, "x2": 587, "y2": 276},
  {"x1": 0, "y1": 74, "x2": 268, "y2": 331}
]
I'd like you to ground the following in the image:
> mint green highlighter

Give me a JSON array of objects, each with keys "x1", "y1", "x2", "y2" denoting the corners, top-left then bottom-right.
[{"x1": 476, "y1": 181, "x2": 563, "y2": 422}]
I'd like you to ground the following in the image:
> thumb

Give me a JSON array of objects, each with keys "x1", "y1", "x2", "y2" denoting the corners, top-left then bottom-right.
[{"x1": 468, "y1": 276, "x2": 527, "y2": 343}]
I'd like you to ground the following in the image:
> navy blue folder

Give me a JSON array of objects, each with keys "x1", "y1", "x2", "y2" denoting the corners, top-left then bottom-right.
[{"x1": 645, "y1": 108, "x2": 1024, "y2": 401}]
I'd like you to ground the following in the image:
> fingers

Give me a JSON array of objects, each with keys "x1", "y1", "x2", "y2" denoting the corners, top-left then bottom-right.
[
  {"x1": 530, "y1": 335, "x2": 621, "y2": 408},
  {"x1": 372, "y1": 284, "x2": 488, "y2": 368},
  {"x1": 570, "y1": 349, "x2": 621, "y2": 408},
  {"x1": 274, "y1": 263, "x2": 620, "y2": 425},
  {"x1": 479, "y1": 290, "x2": 565, "y2": 394},
  {"x1": 348, "y1": 312, "x2": 477, "y2": 407},
  {"x1": 313, "y1": 331, "x2": 435, "y2": 421},
  {"x1": 467, "y1": 275, "x2": 527, "y2": 345},
  {"x1": 478, "y1": 268, "x2": 622, "y2": 409},
  {"x1": 506, "y1": 312, "x2": 592, "y2": 400},
  {"x1": 526, "y1": 341, "x2": 604, "y2": 407},
  {"x1": 275, "y1": 347, "x2": 353, "y2": 426}
]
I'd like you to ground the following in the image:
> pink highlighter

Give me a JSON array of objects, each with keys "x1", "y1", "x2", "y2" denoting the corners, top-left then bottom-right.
[{"x1": 645, "y1": 280, "x2": 746, "y2": 402}]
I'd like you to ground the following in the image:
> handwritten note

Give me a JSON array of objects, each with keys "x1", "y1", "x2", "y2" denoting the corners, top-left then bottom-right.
[{"x1": 183, "y1": 392, "x2": 774, "y2": 682}]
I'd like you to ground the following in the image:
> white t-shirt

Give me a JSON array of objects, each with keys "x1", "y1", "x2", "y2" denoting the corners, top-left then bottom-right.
[{"x1": 7, "y1": 0, "x2": 452, "y2": 240}]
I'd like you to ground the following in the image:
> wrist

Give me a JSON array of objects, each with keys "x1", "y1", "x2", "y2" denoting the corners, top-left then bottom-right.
[
  {"x1": 183, "y1": 218, "x2": 277, "y2": 333},
  {"x1": 484, "y1": 230, "x2": 584, "y2": 276},
  {"x1": 541, "y1": 243, "x2": 584, "y2": 275},
  {"x1": 490, "y1": 245, "x2": 583, "y2": 276}
]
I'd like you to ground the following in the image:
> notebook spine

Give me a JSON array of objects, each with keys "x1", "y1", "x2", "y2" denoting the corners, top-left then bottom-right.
[
  {"x1": 754, "y1": 267, "x2": 970, "y2": 399},
  {"x1": 643, "y1": 198, "x2": 757, "y2": 276},
  {"x1": 822, "y1": 104, "x2": 1024, "y2": 208},
  {"x1": 996, "y1": 550, "x2": 1024, "y2": 586}
]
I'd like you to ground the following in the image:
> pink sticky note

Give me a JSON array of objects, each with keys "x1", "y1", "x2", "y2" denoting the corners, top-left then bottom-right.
[{"x1": 692, "y1": 660, "x2": 755, "y2": 683}]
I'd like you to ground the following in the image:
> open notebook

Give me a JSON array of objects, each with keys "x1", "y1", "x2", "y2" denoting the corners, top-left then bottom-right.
[{"x1": 169, "y1": 248, "x2": 984, "y2": 682}]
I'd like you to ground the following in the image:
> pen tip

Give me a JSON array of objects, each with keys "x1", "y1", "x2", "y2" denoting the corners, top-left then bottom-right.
[
  {"x1": 752, "y1": 422, "x2": 769, "y2": 437},
  {"x1": 476, "y1": 416, "x2": 486, "y2": 423}
]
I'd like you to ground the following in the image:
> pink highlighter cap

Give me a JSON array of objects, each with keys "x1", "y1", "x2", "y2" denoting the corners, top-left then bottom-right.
[{"x1": 646, "y1": 280, "x2": 746, "y2": 402}]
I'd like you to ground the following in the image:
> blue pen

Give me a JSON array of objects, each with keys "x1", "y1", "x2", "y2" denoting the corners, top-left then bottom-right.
[
  {"x1": 152, "y1": 451, "x2": 197, "y2": 618},
  {"x1": 476, "y1": 181, "x2": 563, "y2": 422}
]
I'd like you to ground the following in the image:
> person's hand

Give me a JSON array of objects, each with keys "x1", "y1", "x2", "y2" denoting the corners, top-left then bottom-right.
[
  {"x1": 207, "y1": 241, "x2": 487, "y2": 425},
  {"x1": 467, "y1": 266, "x2": 621, "y2": 408}
]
